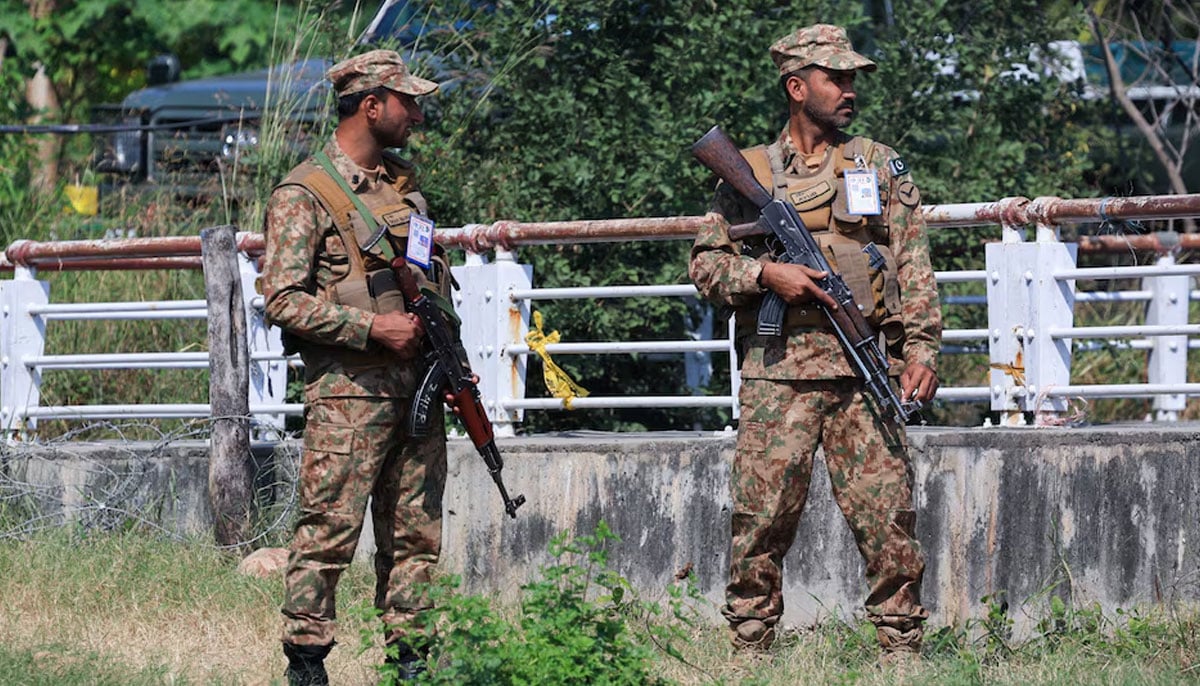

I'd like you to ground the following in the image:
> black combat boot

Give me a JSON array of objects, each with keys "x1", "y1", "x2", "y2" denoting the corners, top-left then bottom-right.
[
  {"x1": 384, "y1": 641, "x2": 427, "y2": 681},
  {"x1": 283, "y1": 642, "x2": 332, "y2": 686}
]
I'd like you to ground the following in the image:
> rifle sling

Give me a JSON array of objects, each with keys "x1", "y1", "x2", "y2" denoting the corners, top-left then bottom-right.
[{"x1": 311, "y1": 149, "x2": 398, "y2": 263}]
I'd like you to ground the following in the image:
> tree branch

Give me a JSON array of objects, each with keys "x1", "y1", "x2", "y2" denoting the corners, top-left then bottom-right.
[{"x1": 1086, "y1": 5, "x2": 1195, "y2": 228}]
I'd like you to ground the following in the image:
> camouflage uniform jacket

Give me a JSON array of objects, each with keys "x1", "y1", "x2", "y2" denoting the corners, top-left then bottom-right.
[
  {"x1": 262, "y1": 134, "x2": 424, "y2": 398},
  {"x1": 690, "y1": 127, "x2": 941, "y2": 380}
]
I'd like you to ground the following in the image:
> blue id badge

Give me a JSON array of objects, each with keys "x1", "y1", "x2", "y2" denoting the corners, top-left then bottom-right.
[
  {"x1": 844, "y1": 170, "x2": 882, "y2": 216},
  {"x1": 405, "y1": 213, "x2": 435, "y2": 268}
]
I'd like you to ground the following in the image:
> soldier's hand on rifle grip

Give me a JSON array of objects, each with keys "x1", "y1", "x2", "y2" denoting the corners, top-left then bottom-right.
[
  {"x1": 368, "y1": 311, "x2": 425, "y2": 359},
  {"x1": 759, "y1": 262, "x2": 839, "y2": 311},
  {"x1": 900, "y1": 362, "x2": 939, "y2": 404},
  {"x1": 444, "y1": 375, "x2": 481, "y2": 414}
]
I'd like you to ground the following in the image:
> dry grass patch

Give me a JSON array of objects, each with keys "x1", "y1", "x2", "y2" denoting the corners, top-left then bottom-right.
[{"x1": 0, "y1": 530, "x2": 389, "y2": 685}]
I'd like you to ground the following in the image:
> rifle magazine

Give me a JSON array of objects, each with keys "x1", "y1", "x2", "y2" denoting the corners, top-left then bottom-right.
[
  {"x1": 408, "y1": 359, "x2": 448, "y2": 437},
  {"x1": 756, "y1": 292, "x2": 788, "y2": 336}
]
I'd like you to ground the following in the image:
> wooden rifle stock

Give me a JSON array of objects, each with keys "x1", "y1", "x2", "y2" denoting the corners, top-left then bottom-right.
[
  {"x1": 451, "y1": 385, "x2": 494, "y2": 449},
  {"x1": 691, "y1": 126, "x2": 773, "y2": 210}
]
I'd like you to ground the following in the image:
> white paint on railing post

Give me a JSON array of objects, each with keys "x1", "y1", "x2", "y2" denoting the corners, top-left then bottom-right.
[
  {"x1": 1028, "y1": 237, "x2": 1077, "y2": 424},
  {"x1": 1035, "y1": 219, "x2": 1061, "y2": 243},
  {"x1": 238, "y1": 249, "x2": 287, "y2": 439},
  {"x1": 0, "y1": 267, "x2": 49, "y2": 437},
  {"x1": 452, "y1": 250, "x2": 532, "y2": 437},
  {"x1": 1146, "y1": 253, "x2": 1189, "y2": 421},
  {"x1": 1001, "y1": 214, "x2": 1026, "y2": 244},
  {"x1": 986, "y1": 226, "x2": 1077, "y2": 423},
  {"x1": 987, "y1": 230, "x2": 1025, "y2": 424}
]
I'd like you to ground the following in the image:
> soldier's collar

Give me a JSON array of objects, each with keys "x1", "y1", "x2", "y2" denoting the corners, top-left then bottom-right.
[
  {"x1": 777, "y1": 129, "x2": 851, "y2": 172},
  {"x1": 355, "y1": 164, "x2": 389, "y2": 188},
  {"x1": 324, "y1": 135, "x2": 371, "y2": 191}
]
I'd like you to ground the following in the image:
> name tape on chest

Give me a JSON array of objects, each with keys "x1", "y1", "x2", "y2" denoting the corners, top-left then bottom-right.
[
  {"x1": 382, "y1": 208, "x2": 412, "y2": 227},
  {"x1": 789, "y1": 180, "x2": 834, "y2": 210}
]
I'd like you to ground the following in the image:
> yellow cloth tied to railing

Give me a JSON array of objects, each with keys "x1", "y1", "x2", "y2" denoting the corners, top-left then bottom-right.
[{"x1": 524, "y1": 310, "x2": 589, "y2": 409}]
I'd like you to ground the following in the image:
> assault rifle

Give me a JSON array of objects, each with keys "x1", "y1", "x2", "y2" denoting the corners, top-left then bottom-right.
[
  {"x1": 395, "y1": 264, "x2": 527, "y2": 518},
  {"x1": 691, "y1": 125, "x2": 919, "y2": 424}
]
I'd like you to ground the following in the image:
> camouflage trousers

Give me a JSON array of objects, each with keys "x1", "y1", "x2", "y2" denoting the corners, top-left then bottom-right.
[
  {"x1": 281, "y1": 394, "x2": 447, "y2": 647},
  {"x1": 724, "y1": 378, "x2": 927, "y2": 647}
]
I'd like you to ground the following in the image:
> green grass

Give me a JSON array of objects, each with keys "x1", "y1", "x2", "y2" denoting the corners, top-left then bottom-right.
[
  {"x1": 1, "y1": 527, "x2": 1199, "y2": 685},
  {"x1": 655, "y1": 617, "x2": 1200, "y2": 685},
  {"x1": 0, "y1": 644, "x2": 179, "y2": 686}
]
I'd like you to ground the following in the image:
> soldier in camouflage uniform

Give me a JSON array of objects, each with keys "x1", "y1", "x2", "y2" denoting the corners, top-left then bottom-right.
[
  {"x1": 689, "y1": 25, "x2": 941, "y2": 663},
  {"x1": 261, "y1": 49, "x2": 450, "y2": 685}
]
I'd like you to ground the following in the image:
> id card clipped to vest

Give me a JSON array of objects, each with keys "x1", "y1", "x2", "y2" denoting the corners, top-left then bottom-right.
[
  {"x1": 843, "y1": 170, "x2": 881, "y2": 216},
  {"x1": 405, "y1": 213, "x2": 435, "y2": 268}
]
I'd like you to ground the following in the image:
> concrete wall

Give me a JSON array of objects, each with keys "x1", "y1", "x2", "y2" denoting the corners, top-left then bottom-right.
[
  {"x1": 5, "y1": 425, "x2": 1200, "y2": 632},
  {"x1": 441, "y1": 426, "x2": 1200, "y2": 632}
]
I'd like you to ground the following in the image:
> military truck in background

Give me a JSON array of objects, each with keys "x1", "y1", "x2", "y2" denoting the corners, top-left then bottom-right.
[
  {"x1": 92, "y1": 58, "x2": 329, "y2": 197},
  {"x1": 91, "y1": 0, "x2": 431, "y2": 199}
]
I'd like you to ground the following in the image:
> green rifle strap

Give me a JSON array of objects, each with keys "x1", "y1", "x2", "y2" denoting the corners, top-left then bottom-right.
[
  {"x1": 311, "y1": 149, "x2": 398, "y2": 262},
  {"x1": 422, "y1": 285, "x2": 462, "y2": 326}
]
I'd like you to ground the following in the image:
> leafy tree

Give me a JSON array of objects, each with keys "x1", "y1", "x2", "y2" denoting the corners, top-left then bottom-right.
[
  {"x1": 1, "y1": 0, "x2": 321, "y2": 114},
  {"x1": 862, "y1": 1, "x2": 1103, "y2": 205}
]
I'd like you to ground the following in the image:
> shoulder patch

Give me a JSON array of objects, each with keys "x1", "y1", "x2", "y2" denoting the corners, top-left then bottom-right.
[
  {"x1": 896, "y1": 180, "x2": 921, "y2": 207},
  {"x1": 888, "y1": 157, "x2": 910, "y2": 177}
]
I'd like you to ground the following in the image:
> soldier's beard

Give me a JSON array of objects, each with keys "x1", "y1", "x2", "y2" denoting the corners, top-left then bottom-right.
[
  {"x1": 805, "y1": 101, "x2": 855, "y2": 130},
  {"x1": 370, "y1": 120, "x2": 411, "y2": 150}
]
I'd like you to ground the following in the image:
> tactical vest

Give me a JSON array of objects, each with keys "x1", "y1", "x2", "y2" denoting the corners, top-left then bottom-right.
[
  {"x1": 739, "y1": 137, "x2": 902, "y2": 340},
  {"x1": 275, "y1": 152, "x2": 453, "y2": 358}
]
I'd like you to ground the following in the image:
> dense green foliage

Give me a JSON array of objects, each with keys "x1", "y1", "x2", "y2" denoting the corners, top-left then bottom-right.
[
  {"x1": 0, "y1": 0, "x2": 358, "y2": 120},
  {"x1": 0, "y1": 0, "x2": 365, "y2": 244}
]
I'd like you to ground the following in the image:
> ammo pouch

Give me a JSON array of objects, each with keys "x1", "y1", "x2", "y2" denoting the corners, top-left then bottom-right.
[
  {"x1": 820, "y1": 234, "x2": 902, "y2": 340},
  {"x1": 330, "y1": 267, "x2": 406, "y2": 315}
]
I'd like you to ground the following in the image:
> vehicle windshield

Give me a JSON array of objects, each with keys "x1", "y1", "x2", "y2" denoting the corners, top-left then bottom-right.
[{"x1": 358, "y1": 0, "x2": 493, "y2": 47}]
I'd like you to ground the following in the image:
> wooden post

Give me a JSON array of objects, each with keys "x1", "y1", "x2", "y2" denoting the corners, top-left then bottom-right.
[
  {"x1": 201, "y1": 225, "x2": 253, "y2": 548},
  {"x1": 25, "y1": 62, "x2": 61, "y2": 194}
]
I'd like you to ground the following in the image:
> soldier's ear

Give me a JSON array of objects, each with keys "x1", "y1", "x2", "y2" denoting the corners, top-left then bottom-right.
[
  {"x1": 360, "y1": 92, "x2": 385, "y2": 119},
  {"x1": 784, "y1": 74, "x2": 806, "y2": 103}
]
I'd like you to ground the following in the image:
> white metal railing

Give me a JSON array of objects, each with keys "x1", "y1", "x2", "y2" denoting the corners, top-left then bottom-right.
[{"x1": 2, "y1": 193, "x2": 1200, "y2": 435}]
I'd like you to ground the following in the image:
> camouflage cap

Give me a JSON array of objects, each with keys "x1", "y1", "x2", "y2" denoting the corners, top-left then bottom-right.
[
  {"x1": 770, "y1": 24, "x2": 877, "y2": 76},
  {"x1": 326, "y1": 49, "x2": 439, "y2": 98}
]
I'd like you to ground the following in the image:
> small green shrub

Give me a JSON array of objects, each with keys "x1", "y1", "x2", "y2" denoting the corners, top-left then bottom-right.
[{"x1": 357, "y1": 521, "x2": 700, "y2": 685}]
